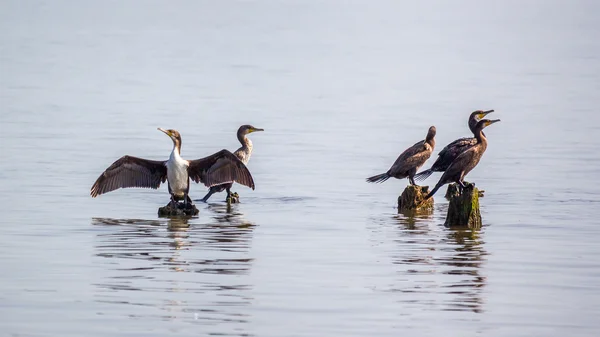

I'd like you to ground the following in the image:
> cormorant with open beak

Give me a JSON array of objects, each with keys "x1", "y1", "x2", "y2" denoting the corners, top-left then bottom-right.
[
  {"x1": 415, "y1": 109, "x2": 494, "y2": 181},
  {"x1": 425, "y1": 119, "x2": 500, "y2": 199}
]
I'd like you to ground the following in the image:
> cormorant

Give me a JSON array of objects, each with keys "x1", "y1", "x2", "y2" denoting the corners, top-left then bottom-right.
[
  {"x1": 366, "y1": 126, "x2": 436, "y2": 185},
  {"x1": 425, "y1": 119, "x2": 500, "y2": 199},
  {"x1": 90, "y1": 128, "x2": 255, "y2": 207},
  {"x1": 201, "y1": 125, "x2": 264, "y2": 202},
  {"x1": 415, "y1": 109, "x2": 494, "y2": 181}
]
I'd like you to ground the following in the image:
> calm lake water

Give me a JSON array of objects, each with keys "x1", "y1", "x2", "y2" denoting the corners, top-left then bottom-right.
[{"x1": 1, "y1": 1, "x2": 600, "y2": 336}]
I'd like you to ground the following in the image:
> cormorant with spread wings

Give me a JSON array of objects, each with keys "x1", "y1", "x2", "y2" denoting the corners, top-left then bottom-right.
[{"x1": 91, "y1": 128, "x2": 255, "y2": 207}]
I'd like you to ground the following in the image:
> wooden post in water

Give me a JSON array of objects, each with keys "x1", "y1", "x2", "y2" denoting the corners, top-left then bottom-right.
[
  {"x1": 444, "y1": 182, "x2": 482, "y2": 228},
  {"x1": 158, "y1": 202, "x2": 199, "y2": 217},
  {"x1": 398, "y1": 185, "x2": 434, "y2": 214}
]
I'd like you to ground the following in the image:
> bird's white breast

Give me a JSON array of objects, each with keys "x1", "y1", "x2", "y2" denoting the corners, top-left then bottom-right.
[{"x1": 166, "y1": 155, "x2": 189, "y2": 197}]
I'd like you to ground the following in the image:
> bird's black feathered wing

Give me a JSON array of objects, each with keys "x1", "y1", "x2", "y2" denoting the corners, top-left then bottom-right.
[
  {"x1": 90, "y1": 156, "x2": 167, "y2": 197},
  {"x1": 187, "y1": 149, "x2": 255, "y2": 190},
  {"x1": 437, "y1": 137, "x2": 477, "y2": 164}
]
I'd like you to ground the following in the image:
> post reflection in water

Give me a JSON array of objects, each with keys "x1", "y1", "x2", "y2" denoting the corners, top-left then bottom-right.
[
  {"x1": 91, "y1": 205, "x2": 257, "y2": 336},
  {"x1": 440, "y1": 229, "x2": 487, "y2": 313},
  {"x1": 383, "y1": 209, "x2": 488, "y2": 313}
]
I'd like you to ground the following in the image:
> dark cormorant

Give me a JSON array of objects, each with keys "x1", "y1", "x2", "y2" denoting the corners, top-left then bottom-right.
[
  {"x1": 366, "y1": 126, "x2": 436, "y2": 185},
  {"x1": 91, "y1": 128, "x2": 255, "y2": 207},
  {"x1": 201, "y1": 125, "x2": 264, "y2": 202},
  {"x1": 425, "y1": 119, "x2": 500, "y2": 199},
  {"x1": 415, "y1": 109, "x2": 494, "y2": 181}
]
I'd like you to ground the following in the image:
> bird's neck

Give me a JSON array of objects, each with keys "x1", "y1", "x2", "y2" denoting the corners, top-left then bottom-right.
[
  {"x1": 470, "y1": 121, "x2": 485, "y2": 138},
  {"x1": 426, "y1": 137, "x2": 435, "y2": 149},
  {"x1": 170, "y1": 142, "x2": 183, "y2": 161},
  {"x1": 238, "y1": 133, "x2": 253, "y2": 153},
  {"x1": 475, "y1": 130, "x2": 488, "y2": 148},
  {"x1": 468, "y1": 118, "x2": 478, "y2": 133}
]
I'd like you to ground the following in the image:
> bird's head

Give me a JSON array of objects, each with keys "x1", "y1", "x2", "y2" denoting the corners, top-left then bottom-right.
[
  {"x1": 158, "y1": 128, "x2": 182, "y2": 150},
  {"x1": 474, "y1": 118, "x2": 501, "y2": 132},
  {"x1": 468, "y1": 109, "x2": 494, "y2": 130},
  {"x1": 238, "y1": 125, "x2": 265, "y2": 136},
  {"x1": 426, "y1": 125, "x2": 436, "y2": 140}
]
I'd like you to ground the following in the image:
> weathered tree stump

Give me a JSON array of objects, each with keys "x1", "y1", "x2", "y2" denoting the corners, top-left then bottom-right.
[
  {"x1": 158, "y1": 202, "x2": 199, "y2": 217},
  {"x1": 398, "y1": 185, "x2": 434, "y2": 213},
  {"x1": 444, "y1": 182, "x2": 481, "y2": 228},
  {"x1": 445, "y1": 182, "x2": 485, "y2": 199}
]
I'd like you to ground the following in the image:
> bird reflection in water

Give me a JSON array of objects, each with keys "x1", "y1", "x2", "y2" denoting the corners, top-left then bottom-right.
[
  {"x1": 388, "y1": 211, "x2": 488, "y2": 313},
  {"x1": 165, "y1": 217, "x2": 191, "y2": 272},
  {"x1": 440, "y1": 228, "x2": 487, "y2": 313},
  {"x1": 91, "y1": 210, "x2": 256, "y2": 336}
]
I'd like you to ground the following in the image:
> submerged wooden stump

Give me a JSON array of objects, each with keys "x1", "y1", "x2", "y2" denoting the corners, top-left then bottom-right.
[
  {"x1": 158, "y1": 202, "x2": 199, "y2": 217},
  {"x1": 444, "y1": 182, "x2": 481, "y2": 228},
  {"x1": 398, "y1": 185, "x2": 434, "y2": 213}
]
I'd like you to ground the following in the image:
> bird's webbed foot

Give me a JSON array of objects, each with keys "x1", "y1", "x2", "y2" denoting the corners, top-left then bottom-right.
[{"x1": 226, "y1": 192, "x2": 240, "y2": 204}]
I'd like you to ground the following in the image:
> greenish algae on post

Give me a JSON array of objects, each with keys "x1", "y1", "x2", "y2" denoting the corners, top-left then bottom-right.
[
  {"x1": 398, "y1": 185, "x2": 434, "y2": 214},
  {"x1": 445, "y1": 182, "x2": 485, "y2": 199},
  {"x1": 444, "y1": 182, "x2": 482, "y2": 229}
]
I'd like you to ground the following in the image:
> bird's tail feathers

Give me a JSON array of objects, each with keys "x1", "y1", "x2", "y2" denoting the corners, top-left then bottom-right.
[
  {"x1": 414, "y1": 169, "x2": 433, "y2": 181},
  {"x1": 366, "y1": 172, "x2": 390, "y2": 183},
  {"x1": 425, "y1": 182, "x2": 442, "y2": 199}
]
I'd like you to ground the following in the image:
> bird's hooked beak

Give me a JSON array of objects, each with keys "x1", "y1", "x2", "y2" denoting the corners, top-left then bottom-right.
[
  {"x1": 477, "y1": 109, "x2": 494, "y2": 119},
  {"x1": 158, "y1": 128, "x2": 177, "y2": 143},
  {"x1": 158, "y1": 127, "x2": 171, "y2": 137},
  {"x1": 249, "y1": 127, "x2": 265, "y2": 133},
  {"x1": 486, "y1": 119, "x2": 501, "y2": 126}
]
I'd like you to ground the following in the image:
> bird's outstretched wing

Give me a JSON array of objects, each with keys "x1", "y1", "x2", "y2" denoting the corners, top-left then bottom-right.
[
  {"x1": 90, "y1": 156, "x2": 167, "y2": 197},
  {"x1": 187, "y1": 149, "x2": 255, "y2": 189}
]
